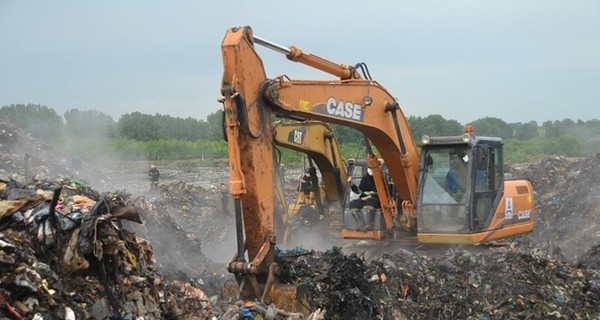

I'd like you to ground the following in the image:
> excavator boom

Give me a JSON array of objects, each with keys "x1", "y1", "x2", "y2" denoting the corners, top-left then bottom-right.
[{"x1": 273, "y1": 120, "x2": 347, "y2": 203}]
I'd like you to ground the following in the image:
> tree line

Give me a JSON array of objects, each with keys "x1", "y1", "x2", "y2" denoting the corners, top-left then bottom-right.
[{"x1": 1, "y1": 103, "x2": 599, "y2": 163}]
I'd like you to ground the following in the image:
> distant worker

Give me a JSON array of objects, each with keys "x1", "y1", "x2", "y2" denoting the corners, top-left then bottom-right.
[
  {"x1": 220, "y1": 182, "x2": 231, "y2": 217},
  {"x1": 298, "y1": 168, "x2": 312, "y2": 204},
  {"x1": 148, "y1": 165, "x2": 160, "y2": 190},
  {"x1": 347, "y1": 167, "x2": 381, "y2": 230}
]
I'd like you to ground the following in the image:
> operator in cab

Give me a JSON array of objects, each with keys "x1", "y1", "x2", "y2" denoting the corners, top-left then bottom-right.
[
  {"x1": 445, "y1": 152, "x2": 468, "y2": 202},
  {"x1": 347, "y1": 167, "x2": 381, "y2": 230}
]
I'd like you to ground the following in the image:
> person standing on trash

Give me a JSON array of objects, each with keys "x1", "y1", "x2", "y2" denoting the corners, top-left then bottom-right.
[
  {"x1": 298, "y1": 168, "x2": 313, "y2": 205},
  {"x1": 347, "y1": 167, "x2": 381, "y2": 230},
  {"x1": 220, "y1": 182, "x2": 231, "y2": 217},
  {"x1": 148, "y1": 165, "x2": 160, "y2": 190}
]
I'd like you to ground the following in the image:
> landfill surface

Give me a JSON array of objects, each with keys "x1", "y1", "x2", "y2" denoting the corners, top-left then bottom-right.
[{"x1": 1, "y1": 118, "x2": 599, "y2": 320}]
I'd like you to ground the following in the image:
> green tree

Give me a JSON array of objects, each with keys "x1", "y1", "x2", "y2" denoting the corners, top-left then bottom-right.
[
  {"x1": 504, "y1": 138, "x2": 545, "y2": 163},
  {"x1": 117, "y1": 112, "x2": 209, "y2": 141},
  {"x1": 583, "y1": 119, "x2": 600, "y2": 137},
  {"x1": 541, "y1": 120, "x2": 564, "y2": 137},
  {"x1": 155, "y1": 114, "x2": 206, "y2": 141},
  {"x1": 469, "y1": 117, "x2": 513, "y2": 140},
  {"x1": 206, "y1": 110, "x2": 225, "y2": 141},
  {"x1": 541, "y1": 136, "x2": 584, "y2": 157},
  {"x1": 185, "y1": 117, "x2": 208, "y2": 141},
  {"x1": 0, "y1": 103, "x2": 63, "y2": 139},
  {"x1": 117, "y1": 112, "x2": 161, "y2": 141},
  {"x1": 408, "y1": 114, "x2": 464, "y2": 140},
  {"x1": 64, "y1": 109, "x2": 116, "y2": 138},
  {"x1": 517, "y1": 121, "x2": 539, "y2": 140},
  {"x1": 330, "y1": 124, "x2": 363, "y2": 144}
]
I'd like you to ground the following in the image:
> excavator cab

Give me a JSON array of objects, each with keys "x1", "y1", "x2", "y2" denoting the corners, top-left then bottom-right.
[
  {"x1": 416, "y1": 131, "x2": 535, "y2": 244},
  {"x1": 341, "y1": 158, "x2": 395, "y2": 240}
]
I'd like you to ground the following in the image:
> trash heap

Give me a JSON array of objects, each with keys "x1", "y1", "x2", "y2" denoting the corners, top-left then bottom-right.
[
  {"x1": 2, "y1": 117, "x2": 600, "y2": 319},
  {"x1": 277, "y1": 247, "x2": 374, "y2": 319},
  {"x1": 512, "y1": 155, "x2": 600, "y2": 262},
  {"x1": 0, "y1": 177, "x2": 230, "y2": 319},
  {"x1": 0, "y1": 119, "x2": 112, "y2": 192},
  {"x1": 275, "y1": 245, "x2": 600, "y2": 320},
  {"x1": 372, "y1": 247, "x2": 600, "y2": 319},
  {"x1": 270, "y1": 156, "x2": 600, "y2": 319},
  {"x1": 122, "y1": 182, "x2": 224, "y2": 282},
  {"x1": 0, "y1": 119, "x2": 227, "y2": 319}
]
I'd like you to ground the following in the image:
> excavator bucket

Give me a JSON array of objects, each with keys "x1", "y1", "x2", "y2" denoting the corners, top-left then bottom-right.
[
  {"x1": 269, "y1": 283, "x2": 311, "y2": 316},
  {"x1": 220, "y1": 273, "x2": 312, "y2": 316}
]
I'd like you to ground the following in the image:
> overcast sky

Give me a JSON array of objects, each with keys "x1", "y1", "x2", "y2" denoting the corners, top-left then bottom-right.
[{"x1": 1, "y1": 1, "x2": 598, "y2": 124}]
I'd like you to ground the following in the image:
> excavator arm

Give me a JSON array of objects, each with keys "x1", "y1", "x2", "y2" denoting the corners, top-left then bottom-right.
[
  {"x1": 221, "y1": 27, "x2": 279, "y2": 301},
  {"x1": 224, "y1": 26, "x2": 420, "y2": 208},
  {"x1": 264, "y1": 78, "x2": 420, "y2": 206},
  {"x1": 272, "y1": 120, "x2": 350, "y2": 246},
  {"x1": 221, "y1": 26, "x2": 419, "y2": 304},
  {"x1": 273, "y1": 120, "x2": 348, "y2": 204}
]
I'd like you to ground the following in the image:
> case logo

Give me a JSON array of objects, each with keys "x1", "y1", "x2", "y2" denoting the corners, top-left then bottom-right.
[{"x1": 313, "y1": 97, "x2": 364, "y2": 121}]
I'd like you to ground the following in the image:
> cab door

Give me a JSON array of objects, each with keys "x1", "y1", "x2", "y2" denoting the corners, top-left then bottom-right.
[{"x1": 470, "y1": 143, "x2": 502, "y2": 231}]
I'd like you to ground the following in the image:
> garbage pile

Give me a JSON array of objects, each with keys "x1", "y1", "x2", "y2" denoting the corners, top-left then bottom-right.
[
  {"x1": 277, "y1": 245, "x2": 600, "y2": 320},
  {"x1": 269, "y1": 156, "x2": 600, "y2": 319},
  {"x1": 0, "y1": 178, "x2": 225, "y2": 319},
  {"x1": 122, "y1": 182, "x2": 225, "y2": 282},
  {"x1": 2, "y1": 117, "x2": 600, "y2": 319},
  {"x1": 0, "y1": 119, "x2": 112, "y2": 192},
  {"x1": 277, "y1": 247, "x2": 374, "y2": 319},
  {"x1": 0, "y1": 119, "x2": 228, "y2": 319},
  {"x1": 512, "y1": 155, "x2": 600, "y2": 262}
]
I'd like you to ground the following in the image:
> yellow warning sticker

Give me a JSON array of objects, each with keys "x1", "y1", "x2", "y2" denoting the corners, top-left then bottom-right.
[{"x1": 299, "y1": 100, "x2": 310, "y2": 111}]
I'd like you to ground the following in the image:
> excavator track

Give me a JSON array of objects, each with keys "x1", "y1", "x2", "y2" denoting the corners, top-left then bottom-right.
[{"x1": 338, "y1": 229, "x2": 508, "y2": 258}]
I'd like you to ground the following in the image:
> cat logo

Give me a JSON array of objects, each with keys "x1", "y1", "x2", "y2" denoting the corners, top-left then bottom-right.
[
  {"x1": 287, "y1": 128, "x2": 306, "y2": 145},
  {"x1": 313, "y1": 97, "x2": 364, "y2": 122}
]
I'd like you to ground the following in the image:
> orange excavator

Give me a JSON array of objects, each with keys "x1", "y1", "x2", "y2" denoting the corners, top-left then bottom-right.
[{"x1": 219, "y1": 26, "x2": 534, "y2": 312}]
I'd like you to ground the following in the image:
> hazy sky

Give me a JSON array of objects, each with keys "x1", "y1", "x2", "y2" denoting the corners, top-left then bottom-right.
[{"x1": 1, "y1": 1, "x2": 598, "y2": 124}]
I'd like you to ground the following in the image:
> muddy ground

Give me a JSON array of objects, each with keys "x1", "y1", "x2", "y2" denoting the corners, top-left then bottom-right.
[{"x1": 1, "y1": 118, "x2": 600, "y2": 319}]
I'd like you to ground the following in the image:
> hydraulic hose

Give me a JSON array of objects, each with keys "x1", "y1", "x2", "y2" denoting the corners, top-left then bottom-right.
[{"x1": 234, "y1": 199, "x2": 245, "y2": 261}]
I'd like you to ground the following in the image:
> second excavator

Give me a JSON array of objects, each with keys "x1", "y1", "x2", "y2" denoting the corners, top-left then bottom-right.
[{"x1": 272, "y1": 120, "x2": 348, "y2": 246}]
